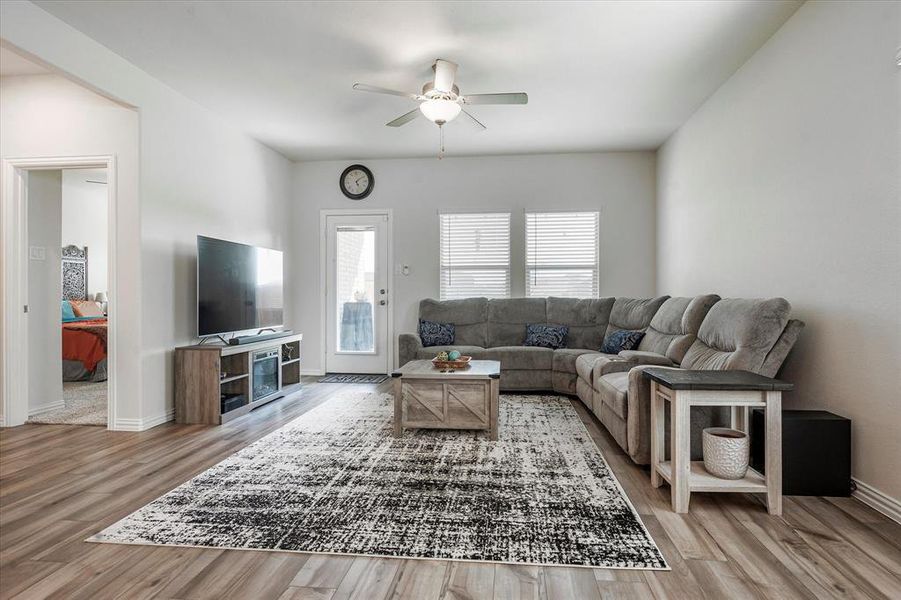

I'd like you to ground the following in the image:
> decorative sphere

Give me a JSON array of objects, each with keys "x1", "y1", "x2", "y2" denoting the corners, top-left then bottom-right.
[
  {"x1": 448, "y1": 350, "x2": 461, "y2": 360},
  {"x1": 436, "y1": 351, "x2": 449, "y2": 361}
]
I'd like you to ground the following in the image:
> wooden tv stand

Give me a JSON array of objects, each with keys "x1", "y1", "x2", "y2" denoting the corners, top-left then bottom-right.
[{"x1": 175, "y1": 333, "x2": 302, "y2": 424}]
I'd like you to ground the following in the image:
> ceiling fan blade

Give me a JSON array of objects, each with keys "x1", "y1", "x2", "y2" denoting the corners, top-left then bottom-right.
[
  {"x1": 432, "y1": 59, "x2": 458, "y2": 93},
  {"x1": 353, "y1": 83, "x2": 419, "y2": 100},
  {"x1": 386, "y1": 108, "x2": 422, "y2": 127},
  {"x1": 459, "y1": 109, "x2": 486, "y2": 131},
  {"x1": 461, "y1": 92, "x2": 528, "y2": 105}
]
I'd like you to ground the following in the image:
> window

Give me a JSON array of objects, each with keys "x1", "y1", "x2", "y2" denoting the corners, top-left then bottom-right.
[
  {"x1": 526, "y1": 211, "x2": 600, "y2": 298},
  {"x1": 440, "y1": 212, "x2": 511, "y2": 300}
]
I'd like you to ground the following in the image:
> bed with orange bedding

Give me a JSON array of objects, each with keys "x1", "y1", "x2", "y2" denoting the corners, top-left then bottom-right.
[{"x1": 62, "y1": 317, "x2": 108, "y2": 381}]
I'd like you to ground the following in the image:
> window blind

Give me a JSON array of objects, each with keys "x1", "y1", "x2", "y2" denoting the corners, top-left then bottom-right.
[
  {"x1": 439, "y1": 212, "x2": 511, "y2": 300},
  {"x1": 526, "y1": 211, "x2": 600, "y2": 298}
]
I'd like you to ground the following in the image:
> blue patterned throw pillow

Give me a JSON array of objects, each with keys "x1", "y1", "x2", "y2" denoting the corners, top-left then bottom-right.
[
  {"x1": 523, "y1": 324, "x2": 569, "y2": 350},
  {"x1": 600, "y1": 329, "x2": 645, "y2": 354},
  {"x1": 419, "y1": 319, "x2": 455, "y2": 347}
]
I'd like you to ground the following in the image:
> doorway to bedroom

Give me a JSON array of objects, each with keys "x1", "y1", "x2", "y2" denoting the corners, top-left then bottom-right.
[{"x1": 24, "y1": 168, "x2": 110, "y2": 426}]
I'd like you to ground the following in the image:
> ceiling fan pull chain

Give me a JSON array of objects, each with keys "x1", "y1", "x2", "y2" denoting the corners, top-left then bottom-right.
[{"x1": 438, "y1": 124, "x2": 445, "y2": 160}]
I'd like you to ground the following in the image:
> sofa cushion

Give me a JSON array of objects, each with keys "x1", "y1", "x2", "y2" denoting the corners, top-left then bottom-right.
[
  {"x1": 483, "y1": 345, "x2": 553, "y2": 370},
  {"x1": 600, "y1": 329, "x2": 645, "y2": 353},
  {"x1": 682, "y1": 298, "x2": 791, "y2": 373},
  {"x1": 499, "y1": 369, "x2": 553, "y2": 391},
  {"x1": 552, "y1": 371, "x2": 578, "y2": 395},
  {"x1": 418, "y1": 319, "x2": 454, "y2": 347},
  {"x1": 637, "y1": 295, "x2": 720, "y2": 363},
  {"x1": 487, "y1": 298, "x2": 547, "y2": 347},
  {"x1": 597, "y1": 371, "x2": 630, "y2": 420},
  {"x1": 605, "y1": 296, "x2": 669, "y2": 337},
  {"x1": 419, "y1": 297, "x2": 488, "y2": 347},
  {"x1": 574, "y1": 352, "x2": 618, "y2": 381},
  {"x1": 524, "y1": 324, "x2": 568, "y2": 349},
  {"x1": 553, "y1": 348, "x2": 600, "y2": 374},
  {"x1": 546, "y1": 297, "x2": 615, "y2": 350},
  {"x1": 414, "y1": 345, "x2": 486, "y2": 360},
  {"x1": 575, "y1": 353, "x2": 598, "y2": 381}
]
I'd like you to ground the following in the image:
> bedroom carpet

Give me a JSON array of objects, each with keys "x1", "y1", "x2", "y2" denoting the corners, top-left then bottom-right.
[
  {"x1": 88, "y1": 391, "x2": 667, "y2": 570},
  {"x1": 27, "y1": 381, "x2": 107, "y2": 426}
]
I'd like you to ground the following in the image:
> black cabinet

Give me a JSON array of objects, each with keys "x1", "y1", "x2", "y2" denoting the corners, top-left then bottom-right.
[{"x1": 751, "y1": 409, "x2": 851, "y2": 496}]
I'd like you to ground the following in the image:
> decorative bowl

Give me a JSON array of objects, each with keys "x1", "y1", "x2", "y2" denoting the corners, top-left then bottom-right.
[
  {"x1": 431, "y1": 355, "x2": 472, "y2": 369},
  {"x1": 702, "y1": 427, "x2": 750, "y2": 480}
]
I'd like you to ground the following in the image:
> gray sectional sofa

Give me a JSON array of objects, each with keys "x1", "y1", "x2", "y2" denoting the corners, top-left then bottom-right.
[{"x1": 398, "y1": 295, "x2": 803, "y2": 465}]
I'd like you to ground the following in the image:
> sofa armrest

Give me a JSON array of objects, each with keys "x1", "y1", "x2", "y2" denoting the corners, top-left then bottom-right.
[
  {"x1": 594, "y1": 356, "x2": 635, "y2": 377},
  {"x1": 626, "y1": 364, "x2": 680, "y2": 464},
  {"x1": 397, "y1": 333, "x2": 423, "y2": 368},
  {"x1": 618, "y1": 350, "x2": 675, "y2": 367},
  {"x1": 625, "y1": 365, "x2": 728, "y2": 465}
]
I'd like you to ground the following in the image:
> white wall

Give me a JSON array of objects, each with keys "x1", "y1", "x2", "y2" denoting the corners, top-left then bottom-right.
[
  {"x1": 1, "y1": 1, "x2": 295, "y2": 427},
  {"x1": 294, "y1": 152, "x2": 657, "y2": 373},
  {"x1": 61, "y1": 169, "x2": 108, "y2": 298},
  {"x1": 26, "y1": 170, "x2": 63, "y2": 413},
  {"x1": 657, "y1": 1, "x2": 900, "y2": 501}
]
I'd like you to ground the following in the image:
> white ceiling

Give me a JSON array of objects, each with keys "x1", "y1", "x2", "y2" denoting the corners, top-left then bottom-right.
[
  {"x1": 33, "y1": 1, "x2": 801, "y2": 161},
  {"x1": 0, "y1": 45, "x2": 50, "y2": 76}
]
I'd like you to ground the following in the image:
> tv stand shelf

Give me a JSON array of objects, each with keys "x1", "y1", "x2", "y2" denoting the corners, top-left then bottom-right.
[{"x1": 175, "y1": 333, "x2": 302, "y2": 425}]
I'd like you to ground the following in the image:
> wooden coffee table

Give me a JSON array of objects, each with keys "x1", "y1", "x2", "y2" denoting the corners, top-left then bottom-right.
[{"x1": 391, "y1": 359, "x2": 501, "y2": 440}]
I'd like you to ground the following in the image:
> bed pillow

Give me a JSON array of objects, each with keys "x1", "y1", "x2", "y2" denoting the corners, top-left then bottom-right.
[
  {"x1": 523, "y1": 324, "x2": 569, "y2": 349},
  {"x1": 70, "y1": 300, "x2": 104, "y2": 318},
  {"x1": 419, "y1": 319, "x2": 455, "y2": 347},
  {"x1": 61, "y1": 300, "x2": 76, "y2": 321},
  {"x1": 600, "y1": 329, "x2": 645, "y2": 354}
]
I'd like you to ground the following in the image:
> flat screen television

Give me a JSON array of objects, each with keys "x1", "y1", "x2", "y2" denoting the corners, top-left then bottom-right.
[{"x1": 197, "y1": 236, "x2": 284, "y2": 337}]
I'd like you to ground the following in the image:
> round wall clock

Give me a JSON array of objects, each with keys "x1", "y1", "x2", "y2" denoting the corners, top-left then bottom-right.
[{"x1": 339, "y1": 164, "x2": 374, "y2": 200}]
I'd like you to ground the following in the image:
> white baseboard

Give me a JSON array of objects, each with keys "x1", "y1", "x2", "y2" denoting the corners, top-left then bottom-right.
[
  {"x1": 853, "y1": 477, "x2": 901, "y2": 524},
  {"x1": 0, "y1": 415, "x2": 5, "y2": 427},
  {"x1": 28, "y1": 400, "x2": 66, "y2": 417},
  {"x1": 301, "y1": 368, "x2": 325, "y2": 376},
  {"x1": 113, "y1": 409, "x2": 174, "y2": 432}
]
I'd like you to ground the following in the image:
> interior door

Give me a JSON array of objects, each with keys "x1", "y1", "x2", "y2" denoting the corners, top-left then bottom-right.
[{"x1": 325, "y1": 214, "x2": 389, "y2": 373}]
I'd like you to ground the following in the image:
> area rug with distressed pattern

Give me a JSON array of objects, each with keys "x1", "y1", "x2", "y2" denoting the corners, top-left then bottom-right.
[{"x1": 88, "y1": 392, "x2": 668, "y2": 570}]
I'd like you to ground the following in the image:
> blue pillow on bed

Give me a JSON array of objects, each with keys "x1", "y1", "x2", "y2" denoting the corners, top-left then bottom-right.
[{"x1": 61, "y1": 300, "x2": 76, "y2": 321}]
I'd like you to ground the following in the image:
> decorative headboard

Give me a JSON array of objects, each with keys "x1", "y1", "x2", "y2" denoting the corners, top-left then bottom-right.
[{"x1": 62, "y1": 245, "x2": 89, "y2": 300}]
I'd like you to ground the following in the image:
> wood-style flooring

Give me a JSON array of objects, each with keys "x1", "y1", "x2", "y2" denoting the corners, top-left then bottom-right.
[{"x1": 1, "y1": 378, "x2": 900, "y2": 599}]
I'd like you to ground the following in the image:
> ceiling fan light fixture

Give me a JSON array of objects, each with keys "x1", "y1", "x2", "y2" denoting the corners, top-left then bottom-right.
[{"x1": 419, "y1": 98, "x2": 461, "y2": 124}]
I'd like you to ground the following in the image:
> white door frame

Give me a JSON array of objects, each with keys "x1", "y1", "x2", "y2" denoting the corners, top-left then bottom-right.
[
  {"x1": 319, "y1": 208, "x2": 394, "y2": 375},
  {"x1": 1, "y1": 155, "x2": 119, "y2": 428}
]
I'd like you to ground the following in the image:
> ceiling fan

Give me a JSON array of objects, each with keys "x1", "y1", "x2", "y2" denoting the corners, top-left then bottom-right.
[{"x1": 353, "y1": 59, "x2": 528, "y2": 157}]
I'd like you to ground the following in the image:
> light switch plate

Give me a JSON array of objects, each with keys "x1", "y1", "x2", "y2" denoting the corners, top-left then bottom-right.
[{"x1": 29, "y1": 246, "x2": 46, "y2": 261}]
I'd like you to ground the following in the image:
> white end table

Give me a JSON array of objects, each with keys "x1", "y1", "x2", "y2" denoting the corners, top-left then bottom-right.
[{"x1": 643, "y1": 368, "x2": 793, "y2": 515}]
